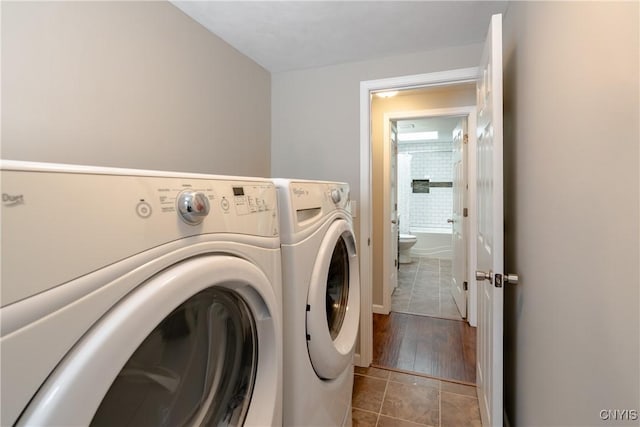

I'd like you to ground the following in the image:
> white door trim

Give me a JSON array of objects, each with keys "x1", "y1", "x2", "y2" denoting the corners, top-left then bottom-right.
[
  {"x1": 358, "y1": 67, "x2": 478, "y2": 367},
  {"x1": 380, "y1": 107, "x2": 478, "y2": 326}
]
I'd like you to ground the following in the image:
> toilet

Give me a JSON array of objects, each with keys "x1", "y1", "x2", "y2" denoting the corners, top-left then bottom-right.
[{"x1": 399, "y1": 233, "x2": 417, "y2": 264}]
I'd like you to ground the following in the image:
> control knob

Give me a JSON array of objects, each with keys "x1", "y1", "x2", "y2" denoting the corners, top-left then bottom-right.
[
  {"x1": 330, "y1": 189, "x2": 341, "y2": 204},
  {"x1": 177, "y1": 191, "x2": 210, "y2": 225}
]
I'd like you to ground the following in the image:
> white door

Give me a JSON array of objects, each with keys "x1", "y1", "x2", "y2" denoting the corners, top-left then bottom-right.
[
  {"x1": 450, "y1": 118, "x2": 467, "y2": 318},
  {"x1": 390, "y1": 121, "x2": 399, "y2": 289},
  {"x1": 475, "y1": 14, "x2": 504, "y2": 427}
]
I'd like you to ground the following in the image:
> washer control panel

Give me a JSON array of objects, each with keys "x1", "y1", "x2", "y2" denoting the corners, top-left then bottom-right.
[
  {"x1": 1, "y1": 165, "x2": 279, "y2": 306},
  {"x1": 153, "y1": 182, "x2": 274, "y2": 222}
]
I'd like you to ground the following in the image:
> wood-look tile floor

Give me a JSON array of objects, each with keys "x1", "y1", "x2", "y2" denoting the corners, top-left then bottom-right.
[
  {"x1": 372, "y1": 312, "x2": 476, "y2": 383},
  {"x1": 352, "y1": 367, "x2": 481, "y2": 427},
  {"x1": 392, "y1": 257, "x2": 462, "y2": 321}
]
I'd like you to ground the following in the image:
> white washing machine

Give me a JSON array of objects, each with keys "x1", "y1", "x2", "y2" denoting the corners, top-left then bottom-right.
[
  {"x1": 274, "y1": 179, "x2": 360, "y2": 427},
  {"x1": 1, "y1": 160, "x2": 283, "y2": 426}
]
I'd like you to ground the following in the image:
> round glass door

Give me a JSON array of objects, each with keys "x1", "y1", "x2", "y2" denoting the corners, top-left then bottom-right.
[
  {"x1": 326, "y1": 237, "x2": 350, "y2": 340},
  {"x1": 16, "y1": 255, "x2": 280, "y2": 427},
  {"x1": 306, "y1": 220, "x2": 360, "y2": 380},
  {"x1": 91, "y1": 288, "x2": 257, "y2": 427}
]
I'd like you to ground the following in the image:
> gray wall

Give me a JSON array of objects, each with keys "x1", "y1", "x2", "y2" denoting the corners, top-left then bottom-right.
[
  {"x1": 503, "y1": 2, "x2": 639, "y2": 425},
  {"x1": 271, "y1": 43, "x2": 482, "y2": 242},
  {"x1": 1, "y1": 1, "x2": 271, "y2": 177}
]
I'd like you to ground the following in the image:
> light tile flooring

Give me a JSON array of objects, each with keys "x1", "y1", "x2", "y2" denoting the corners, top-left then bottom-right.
[
  {"x1": 391, "y1": 257, "x2": 463, "y2": 321},
  {"x1": 352, "y1": 367, "x2": 481, "y2": 427}
]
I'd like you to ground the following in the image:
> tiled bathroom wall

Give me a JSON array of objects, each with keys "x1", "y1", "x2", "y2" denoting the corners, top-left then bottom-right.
[{"x1": 398, "y1": 141, "x2": 453, "y2": 231}]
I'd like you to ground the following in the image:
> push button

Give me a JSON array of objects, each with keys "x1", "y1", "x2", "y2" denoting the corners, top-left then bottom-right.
[
  {"x1": 136, "y1": 202, "x2": 152, "y2": 218},
  {"x1": 221, "y1": 197, "x2": 230, "y2": 212}
]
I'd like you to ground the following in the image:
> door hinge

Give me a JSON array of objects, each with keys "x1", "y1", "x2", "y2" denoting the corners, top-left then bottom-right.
[
  {"x1": 368, "y1": 238, "x2": 371, "y2": 246},
  {"x1": 394, "y1": 259, "x2": 397, "y2": 268},
  {"x1": 463, "y1": 134, "x2": 468, "y2": 144},
  {"x1": 463, "y1": 208, "x2": 468, "y2": 217},
  {"x1": 306, "y1": 304, "x2": 310, "y2": 312},
  {"x1": 463, "y1": 281, "x2": 468, "y2": 291}
]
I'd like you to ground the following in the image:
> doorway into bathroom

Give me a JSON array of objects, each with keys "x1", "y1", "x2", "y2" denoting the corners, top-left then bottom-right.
[
  {"x1": 378, "y1": 101, "x2": 479, "y2": 326},
  {"x1": 392, "y1": 115, "x2": 466, "y2": 321}
]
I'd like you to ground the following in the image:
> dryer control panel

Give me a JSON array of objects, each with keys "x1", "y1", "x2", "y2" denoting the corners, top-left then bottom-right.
[
  {"x1": 275, "y1": 180, "x2": 351, "y2": 239},
  {"x1": 288, "y1": 181, "x2": 350, "y2": 214}
]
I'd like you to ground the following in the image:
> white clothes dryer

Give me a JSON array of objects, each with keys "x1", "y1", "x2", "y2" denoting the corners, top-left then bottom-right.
[
  {"x1": 273, "y1": 179, "x2": 360, "y2": 427},
  {"x1": 1, "y1": 161, "x2": 283, "y2": 427}
]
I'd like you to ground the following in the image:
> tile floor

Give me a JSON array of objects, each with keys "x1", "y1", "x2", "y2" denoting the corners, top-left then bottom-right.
[
  {"x1": 392, "y1": 257, "x2": 462, "y2": 321},
  {"x1": 352, "y1": 366, "x2": 481, "y2": 427}
]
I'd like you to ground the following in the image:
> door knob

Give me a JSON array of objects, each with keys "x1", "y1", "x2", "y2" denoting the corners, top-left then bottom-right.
[
  {"x1": 447, "y1": 219, "x2": 454, "y2": 224},
  {"x1": 475, "y1": 270, "x2": 493, "y2": 283},
  {"x1": 504, "y1": 274, "x2": 519, "y2": 285},
  {"x1": 476, "y1": 271, "x2": 518, "y2": 287}
]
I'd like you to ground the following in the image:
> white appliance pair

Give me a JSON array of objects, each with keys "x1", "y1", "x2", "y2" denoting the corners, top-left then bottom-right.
[{"x1": 0, "y1": 162, "x2": 360, "y2": 427}]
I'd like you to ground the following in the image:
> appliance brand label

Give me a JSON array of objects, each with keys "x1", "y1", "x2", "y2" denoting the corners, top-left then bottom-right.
[
  {"x1": 292, "y1": 187, "x2": 309, "y2": 197},
  {"x1": 2, "y1": 193, "x2": 24, "y2": 206}
]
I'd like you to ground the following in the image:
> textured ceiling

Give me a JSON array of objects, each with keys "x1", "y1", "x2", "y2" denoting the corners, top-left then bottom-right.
[{"x1": 171, "y1": 1, "x2": 509, "y2": 73}]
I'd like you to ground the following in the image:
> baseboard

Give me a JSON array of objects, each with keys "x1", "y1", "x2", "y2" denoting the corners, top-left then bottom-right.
[{"x1": 372, "y1": 304, "x2": 387, "y2": 314}]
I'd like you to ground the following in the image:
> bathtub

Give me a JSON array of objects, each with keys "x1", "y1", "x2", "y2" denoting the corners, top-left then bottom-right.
[{"x1": 409, "y1": 227, "x2": 452, "y2": 259}]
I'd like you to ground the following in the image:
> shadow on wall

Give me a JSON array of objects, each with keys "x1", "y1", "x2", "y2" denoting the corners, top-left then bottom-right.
[{"x1": 503, "y1": 17, "x2": 522, "y2": 426}]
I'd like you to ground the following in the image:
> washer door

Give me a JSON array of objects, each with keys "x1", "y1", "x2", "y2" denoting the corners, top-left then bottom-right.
[
  {"x1": 17, "y1": 256, "x2": 280, "y2": 427},
  {"x1": 306, "y1": 219, "x2": 360, "y2": 380}
]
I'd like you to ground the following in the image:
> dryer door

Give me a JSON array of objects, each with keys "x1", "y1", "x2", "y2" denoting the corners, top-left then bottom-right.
[
  {"x1": 306, "y1": 219, "x2": 360, "y2": 380},
  {"x1": 17, "y1": 255, "x2": 281, "y2": 427}
]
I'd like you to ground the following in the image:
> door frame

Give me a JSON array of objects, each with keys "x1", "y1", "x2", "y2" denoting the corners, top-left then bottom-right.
[
  {"x1": 379, "y1": 107, "x2": 478, "y2": 323},
  {"x1": 357, "y1": 67, "x2": 478, "y2": 367}
]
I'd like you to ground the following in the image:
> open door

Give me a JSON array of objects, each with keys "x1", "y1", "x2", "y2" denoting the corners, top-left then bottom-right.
[
  {"x1": 390, "y1": 121, "x2": 399, "y2": 290},
  {"x1": 382, "y1": 117, "x2": 400, "y2": 313},
  {"x1": 475, "y1": 14, "x2": 504, "y2": 427},
  {"x1": 451, "y1": 118, "x2": 468, "y2": 318}
]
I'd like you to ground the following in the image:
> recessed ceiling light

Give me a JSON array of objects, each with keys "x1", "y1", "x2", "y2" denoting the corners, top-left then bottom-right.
[
  {"x1": 398, "y1": 131, "x2": 439, "y2": 141},
  {"x1": 376, "y1": 91, "x2": 398, "y2": 98}
]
